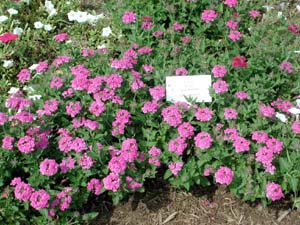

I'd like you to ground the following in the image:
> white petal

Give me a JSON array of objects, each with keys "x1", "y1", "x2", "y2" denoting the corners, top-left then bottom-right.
[
  {"x1": 289, "y1": 107, "x2": 300, "y2": 115},
  {"x1": 275, "y1": 112, "x2": 287, "y2": 123}
]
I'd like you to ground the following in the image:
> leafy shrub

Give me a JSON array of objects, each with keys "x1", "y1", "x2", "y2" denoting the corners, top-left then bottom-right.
[{"x1": 1, "y1": 0, "x2": 300, "y2": 224}]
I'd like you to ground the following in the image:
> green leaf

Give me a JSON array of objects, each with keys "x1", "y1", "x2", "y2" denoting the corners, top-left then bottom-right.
[
  {"x1": 82, "y1": 212, "x2": 99, "y2": 221},
  {"x1": 164, "y1": 170, "x2": 172, "y2": 180}
]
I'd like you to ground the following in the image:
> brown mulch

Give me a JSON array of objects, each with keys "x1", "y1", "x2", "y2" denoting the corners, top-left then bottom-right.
[{"x1": 92, "y1": 183, "x2": 300, "y2": 225}]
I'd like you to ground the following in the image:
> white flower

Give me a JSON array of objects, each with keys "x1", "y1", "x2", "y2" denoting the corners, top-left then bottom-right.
[
  {"x1": 44, "y1": 24, "x2": 53, "y2": 31},
  {"x1": 297, "y1": 5, "x2": 300, "y2": 12},
  {"x1": 66, "y1": 40, "x2": 73, "y2": 44},
  {"x1": 45, "y1": 1, "x2": 57, "y2": 17},
  {"x1": 294, "y1": 51, "x2": 300, "y2": 54},
  {"x1": 45, "y1": 0, "x2": 55, "y2": 11},
  {"x1": 262, "y1": 5, "x2": 274, "y2": 12},
  {"x1": 86, "y1": 14, "x2": 97, "y2": 23},
  {"x1": 28, "y1": 95, "x2": 42, "y2": 100},
  {"x1": 23, "y1": 85, "x2": 35, "y2": 93},
  {"x1": 275, "y1": 112, "x2": 287, "y2": 123},
  {"x1": 296, "y1": 99, "x2": 300, "y2": 107},
  {"x1": 29, "y1": 64, "x2": 38, "y2": 71},
  {"x1": 8, "y1": 87, "x2": 20, "y2": 95},
  {"x1": 279, "y1": 2, "x2": 285, "y2": 10},
  {"x1": 34, "y1": 21, "x2": 44, "y2": 29},
  {"x1": 20, "y1": 0, "x2": 30, "y2": 3},
  {"x1": 67, "y1": 10, "x2": 77, "y2": 21},
  {"x1": 277, "y1": 11, "x2": 286, "y2": 19},
  {"x1": 0, "y1": 15, "x2": 8, "y2": 23},
  {"x1": 3, "y1": 60, "x2": 14, "y2": 68},
  {"x1": 8, "y1": 8, "x2": 18, "y2": 15},
  {"x1": 289, "y1": 107, "x2": 300, "y2": 115},
  {"x1": 13, "y1": 27, "x2": 23, "y2": 35},
  {"x1": 102, "y1": 26, "x2": 112, "y2": 37},
  {"x1": 97, "y1": 44, "x2": 106, "y2": 49},
  {"x1": 66, "y1": 1, "x2": 71, "y2": 5},
  {"x1": 96, "y1": 13, "x2": 105, "y2": 19},
  {"x1": 76, "y1": 11, "x2": 89, "y2": 23}
]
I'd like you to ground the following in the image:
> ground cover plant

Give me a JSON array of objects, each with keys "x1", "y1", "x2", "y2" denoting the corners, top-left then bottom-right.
[{"x1": 1, "y1": 0, "x2": 300, "y2": 224}]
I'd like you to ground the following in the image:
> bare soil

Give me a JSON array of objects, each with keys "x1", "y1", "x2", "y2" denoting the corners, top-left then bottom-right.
[{"x1": 92, "y1": 181, "x2": 300, "y2": 225}]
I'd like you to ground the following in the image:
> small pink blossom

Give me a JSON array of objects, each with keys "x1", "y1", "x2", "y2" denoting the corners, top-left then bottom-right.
[
  {"x1": 215, "y1": 166, "x2": 234, "y2": 185},
  {"x1": 122, "y1": 11, "x2": 136, "y2": 24},
  {"x1": 201, "y1": 10, "x2": 218, "y2": 23},
  {"x1": 266, "y1": 182, "x2": 284, "y2": 201},
  {"x1": 224, "y1": 0, "x2": 238, "y2": 8}
]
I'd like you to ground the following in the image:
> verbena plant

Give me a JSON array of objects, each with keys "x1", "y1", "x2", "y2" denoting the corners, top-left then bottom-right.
[{"x1": 1, "y1": 0, "x2": 300, "y2": 224}]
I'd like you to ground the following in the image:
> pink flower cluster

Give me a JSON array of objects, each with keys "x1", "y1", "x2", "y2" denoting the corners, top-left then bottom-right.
[
  {"x1": 266, "y1": 182, "x2": 284, "y2": 201},
  {"x1": 201, "y1": 10, "x2": 218, "y2": 23},
  {"x1": 169, "y1": 162, "x2": 184, "y2": 176},
  {"x1": 112, "y1": 109, "x2": 131, "y2": 136},
  {"x1": 254, "y1": 133, "x2": 283, "y2": 174},
  {"x1": 194, "y1": 132, "x2": 213, "y2": 149},
  {"x1": 215, "y1": 166, "x2": 234, "y2": 185},
  {"x1": 10, "y1": 178, "x2": 50, "y2": 210},
  {"x1": 161, "y1": 105, "x2": 182, "y2": 127},
  {"x1": 148, "y1": 146, "x2": 161, "y2": 167}
]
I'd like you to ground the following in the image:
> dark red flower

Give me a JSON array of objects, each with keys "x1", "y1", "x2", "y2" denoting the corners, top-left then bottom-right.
[
  {"x1": 233, "y1": 13, "x2": 239, "y2": 17},
  {"x1": 232, "y1": 56, "x2": 248, "y2": 68},
  {"x1": 288, "y1": 24, "x2": 299, "y2": 34},
  {"x1": 142, "y1": 16, "x2": 152, "y2": 22},
  {"x1": 0, "y1": 32, "x2": 18, "y2": 43}
]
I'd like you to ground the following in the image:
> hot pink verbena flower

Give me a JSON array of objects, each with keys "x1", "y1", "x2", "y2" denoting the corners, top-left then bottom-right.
[
  {"x1": 54, "y1": 33, "x2": 69, "y2": 42},
  {"x1": 79, "y1": 153, "x2": 94, "y2": 170},
  {"x1": 60, "y1": 156, "x2": 76, "y2": 173},
  {"x1": 212, "y1": 80, "x2": 228, "y2": 94},
  {"x1": 178, "y1": 122, "x2": 194, "y2": 139},
  {"x1": 194, "y1": 132, "x2": 213, "y2": 149},
  {"x1": 224, "y1": 0, "x2": 238, "y2": 8},
  {"x1": 168, "y1": 162, "x2": 184, "y2": 176},
  {"x1": 251, "y1": 131, "x2": 269, "y2": 144},
  {"x1": 175, "y1": 67, "x2": 188, "y2": 76},
  {"x1": 260, "y1": 104, "x2": 275, "y2": 118},
  {"x1": 292, "y1": 121, "x2": 300, "y2": 134},
  {"x1": 141, "y1": 101, "x2": 159, "y2": 113},
  {"x1": 195, "y1": 107, "x2": 214, "y2": 122},
  {"x1": 120, "y1": 138, "x2": 139, "y2": 162},
  {"x1": 17, "y1": 68, "x2": 31, "y2": 83},
  {"x1": 266, "y1": 182, "x2": 284, "y2": 201},
  {"x1": 13, "y1": 181, "x2": 33, "y2": 202},
  {"x1": 266, "y1": 138, "x2": 283, "y2": 155},
  {"x1": 17, "y1": 136, "x2": 35, "y2": 153},
  {"x1": 235, "y1": 91, "x2": 249, "y2": 100},
  {"x1": 201, "y1": 10, "x2": 218, "y2": 23},
  {"x1": 173, "y1": 22, "x2": 185, "y2": 31},
  {"x1": 89, "y1": 101, "x2": 106, "y2": 117},
  {"x1": 233, "y1": 136, "x2": 250, "y2": 153},
  {"x1": 108, "y1": 156, "x2": 127, "y2": 174},
  {"x1": 87, "y1": 178, "x2": 102, "y2": 195},
  {"x1": 40, "y1": 159, "x2": 59, "y2": 176},
  {"x1": 2, "y1": 136, "x2": 14, "y2": 150},
  {"x1": 249, "y1": 10, "x2": 260, "y2": 18},
  {"x1": 122, "y1": 11, "x2": 136, "y2": 24},
  {"x1": 30, "y1": 189, "x2": 50, "y2": 210},
  {"x1": 36, "y1": 61, "x2": 49, "y2": 73},
  {"x1": 168, "y1": 137, "x2": 188, "y2": 155},
  {"x1": 66, "y1": 101, "x2": 82, "y2": 118},
  {"x1": 103, "y1": 173, "x2": 121, "y2": 192},
  {"x1": 224, "y1": 108, "x2": 238, "y2": 120},
  {"x1": 149, "y1": 85, "x2": 165, "y2": 101},
  {"x1": 228, "y1": 30, "x2": 242, "y2": 41},
  {"x1": 279, "y1": 61, "x2": 293, "y2": 74},
  {"x1": 215, "y1": 166, "x2": 234, "y2": 185},
  {"x1": 161, "y1": 105, "x2": 182, "y2": 127},
  {"x1": 212, "y1": 65, "x2": 227, "y2": 78},
  {"x1": 226, "y1": 20, "x2": 238, "y2": 29}
]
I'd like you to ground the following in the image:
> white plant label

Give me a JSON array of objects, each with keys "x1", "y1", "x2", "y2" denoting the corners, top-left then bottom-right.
[{"x1": 166, "y1": 75, "x2": 212, "y2": 103}]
